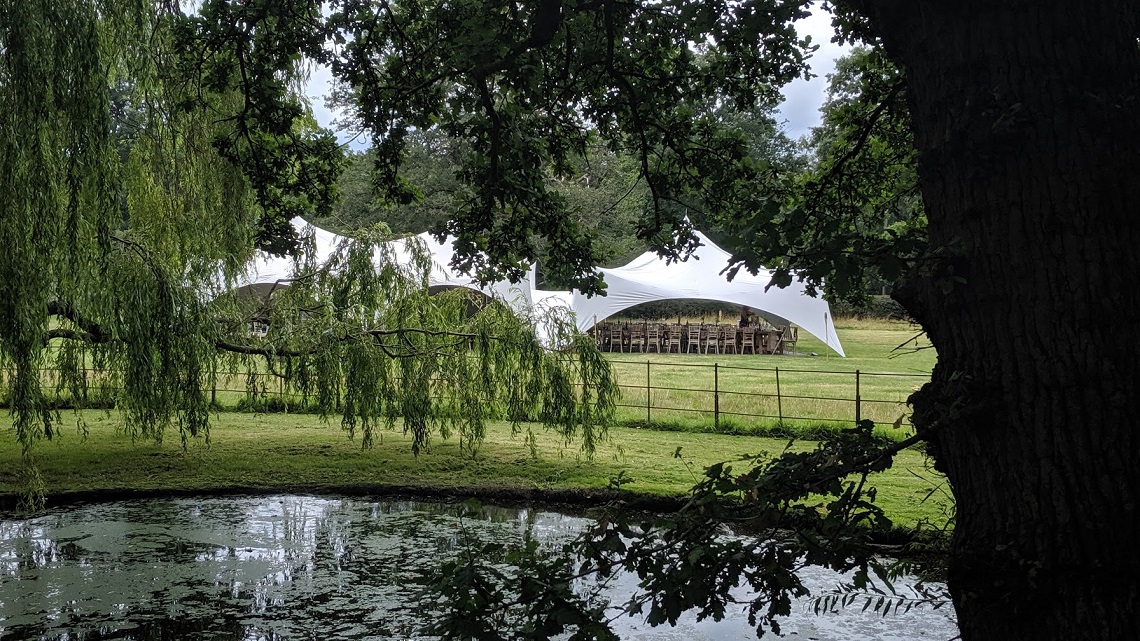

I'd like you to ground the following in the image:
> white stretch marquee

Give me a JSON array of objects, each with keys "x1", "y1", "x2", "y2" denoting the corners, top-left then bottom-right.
[
  {"x1": 233, "y1": 219, "x2": 344, "y2": 297},
  {"x1": 233, "y1": 218, "x2": 843, "y2": 356},
  {"x1": 233, "y1": 218, "x2": 533, "y2": 312},
  {"x1": 562, "y1": 231, "x2": 845, "y2": 356}
]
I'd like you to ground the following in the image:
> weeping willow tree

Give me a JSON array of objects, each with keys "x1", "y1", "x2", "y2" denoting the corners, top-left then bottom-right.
[
  {"x1": 0, "y1": 0, "x2": 616, "y2": 507},
  {"x1": 211, "y1": 225, "x2": 617, "y2": 459}
]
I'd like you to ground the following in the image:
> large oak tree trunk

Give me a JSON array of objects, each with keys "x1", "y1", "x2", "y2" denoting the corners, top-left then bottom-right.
[{"x1": 860, "y1": 2, "x2": 1140, "y2": 639}]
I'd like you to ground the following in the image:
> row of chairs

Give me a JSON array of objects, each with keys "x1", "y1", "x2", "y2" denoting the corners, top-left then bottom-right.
[{"x1": 595, "y1": 323, "x2": 797, "y2": 355}]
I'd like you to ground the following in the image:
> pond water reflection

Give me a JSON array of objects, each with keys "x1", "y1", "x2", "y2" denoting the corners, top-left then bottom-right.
[{"x1": 0, "y1": 496, "x2": 957, "y2": 640}]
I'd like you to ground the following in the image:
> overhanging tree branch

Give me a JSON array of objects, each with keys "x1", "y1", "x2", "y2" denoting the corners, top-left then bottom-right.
[
  {"x1": 46, "y1": 301, "x2": 112, "y2": 343},
  {"x1": 46, "y1": 300, "x2": 509, "y2": 360},
  {"x1": 806, "y1": 79, "x2": 905, "y2": 213}
]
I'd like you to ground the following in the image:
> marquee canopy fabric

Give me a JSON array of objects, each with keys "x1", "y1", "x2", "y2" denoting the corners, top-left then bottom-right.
[
  {"x1": 233, "y1": 218, "x2": 843, "y2": 356},
  {"x1": 232, "y1": 218, "x2": 533, "y2": 313},
  {"x1": 232, "y1": 219, "x2": 344, "y2": 298},
  {"x1": 563, "y1": 230, "x2": 845, "y2": 356}
]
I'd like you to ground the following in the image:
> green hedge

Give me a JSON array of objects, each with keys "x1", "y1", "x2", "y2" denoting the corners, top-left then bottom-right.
[
  {"x1": 827, "y1": 295, "x2": 910, "y2": 320},
  {"x1": 611, "y1": 299, "x2": 748, "y2": 322},
  {"x1": 608, "y1": 295, "x2": 910, "y2": 322}
]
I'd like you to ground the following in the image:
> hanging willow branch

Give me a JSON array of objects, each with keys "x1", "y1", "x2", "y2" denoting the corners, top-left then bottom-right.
[
  {"x1": 2, "y1": 0, "x2": 618, "y2": 511},
  {"x1": 31, "y1": 225, "x2": 618, "y2": 460}
]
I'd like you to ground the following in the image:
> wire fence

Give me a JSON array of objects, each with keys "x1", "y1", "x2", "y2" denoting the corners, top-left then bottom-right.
[
  {"x1": 4, "y1": 359, "x2": 931, "y2": 432},
  {"x1": 605, "y1": 359, "x2": 930, "y2": 431}
]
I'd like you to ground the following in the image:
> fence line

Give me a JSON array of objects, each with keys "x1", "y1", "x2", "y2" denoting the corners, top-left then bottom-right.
[
  {"x1": 608, "y1": 358, "x2": 930, "y2": 377},
  {"x1": 606, "y1": 359, "x2": 929, "y2": 428},
  {"x1": 6, "y1": 359, "x2": 931, "y2": 430}
]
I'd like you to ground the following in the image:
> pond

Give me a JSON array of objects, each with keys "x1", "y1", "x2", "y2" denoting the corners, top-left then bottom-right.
[{"x1": 0, "y1": 495, "x2": 958, "y2": 640}]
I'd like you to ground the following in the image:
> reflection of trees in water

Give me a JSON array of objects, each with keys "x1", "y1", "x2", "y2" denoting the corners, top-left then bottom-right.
[
  {"x1": 61, "y1": 615, "x2": 269, "y2": 641},
  {"x1": 1, "y1": 518, "x2": 138, "y2": 573},
  {"x1": 0, "y1": 496, "x2": 591, "y2": 640},
  {"x1": 1, "y1": 523, "x2": 58, "y2": 572}
]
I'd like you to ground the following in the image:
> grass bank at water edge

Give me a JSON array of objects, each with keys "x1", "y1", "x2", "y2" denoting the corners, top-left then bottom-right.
[{"x1": 1, "y1": 411, "x2": 954, "y2": 534}]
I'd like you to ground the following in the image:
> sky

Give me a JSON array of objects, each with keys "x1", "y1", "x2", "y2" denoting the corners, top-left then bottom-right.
[
  {"x1": 774, "y1": 5, "x2": 850, "y2": 140},
  {"x1": 305, "y1": 3, "x2": 849, "y2": 149}
]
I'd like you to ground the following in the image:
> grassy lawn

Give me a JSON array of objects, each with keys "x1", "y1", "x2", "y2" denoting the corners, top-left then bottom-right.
[
  {"x1": 3, "y1": 319, "x2": 952, "y2": 533},
  {"x1": 0, "y1": 410, "x2": 953, "y2": 531},
  {"x1": 35, "y1": 319, "x2": 935, "y2": 437}
]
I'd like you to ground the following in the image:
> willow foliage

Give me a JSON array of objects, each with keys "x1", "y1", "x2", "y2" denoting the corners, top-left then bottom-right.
[{"x1": 0, "y1": 0, "x2": 618, "y2": 507}]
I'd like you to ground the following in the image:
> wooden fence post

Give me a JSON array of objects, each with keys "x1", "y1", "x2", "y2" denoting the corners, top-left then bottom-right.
[
  {"x1": 714, "y1": 362, "x2": 720, "y2": 430},
  {"x1": 646, "y1": 360, "x2": 651, "y2": 424},
  {"x1": 775, "y1": 366, "x2": 783, "y2": 425},
  {"x1": 855, "y1": 369, "x2": 862, "y2": 424}
]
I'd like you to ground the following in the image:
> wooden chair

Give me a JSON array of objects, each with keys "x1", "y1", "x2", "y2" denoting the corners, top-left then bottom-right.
[
  {"x1": 609, "y1": 324, "x2": 626, "y2": 353},
  {"x1": 722, "y1": 326, "x2": 738, "y2": 354},
  {"x1": 629, "y1": 324, "x2": 646, "y2": 352},
  {"x1": 741, "y1": 327, "x2": 757, "y2": 354},
  {"x1": 646, "y1": 324, "x2": 662, "y2": 353},
  {"x1": 702, "y1": 325, "x2": 720, "y2": 354},
  {"x1": 782, "y1": 326, "x2": 798, "y2": 355},
  {"x1": 666, "y1": 325, "x2": 682, "y2": 353},
  {"x1": 686, "y1": 324, "x2": 702, "y2": 353}
]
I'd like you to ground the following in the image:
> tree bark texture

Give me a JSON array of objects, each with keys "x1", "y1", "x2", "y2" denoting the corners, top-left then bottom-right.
[{"x1": 860, "y1": 1, "x2": 1140, "y2": 639}]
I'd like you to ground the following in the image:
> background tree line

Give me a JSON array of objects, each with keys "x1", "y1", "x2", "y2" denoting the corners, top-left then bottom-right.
[
  {"x1": 319, "y1": 48, "x2": 914, "y2": 325},
  {"x1": 319, "y1": 104, "x2": 804, "y2": 287}
]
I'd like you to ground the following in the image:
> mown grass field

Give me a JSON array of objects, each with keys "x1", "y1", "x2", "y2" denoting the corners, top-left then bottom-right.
[
  {"x1": 31, "y1": 319, "x2": 934, "y2": 437},
  {"x1": 604, "y1": 318, "x2": 936, "y2": 433},
  {"x1": 3, "y1": 319, "x2": 951, "y2": 532},
  {"x1": 0, "y1": 410, "x2": 953, "y2": 530},
  {"x1": 197, "y1": 318, "x2": 934, "y2": 434}
]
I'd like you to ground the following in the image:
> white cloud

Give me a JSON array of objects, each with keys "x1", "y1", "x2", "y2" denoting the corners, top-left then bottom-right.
[
  {"x1": 775, "y1": 3, "x2": 851, "y2": 141},
  {"x1": 305, "y1": 62, "x2": 371, "y2": 150}
]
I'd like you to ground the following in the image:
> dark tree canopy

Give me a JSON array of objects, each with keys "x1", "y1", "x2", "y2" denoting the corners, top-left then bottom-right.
[
  {"x1": 715, "y1": 45, "x2": 925, "y2": 299},
  {"x1": 324, "y1": 137, "x2": 652, "y2": 281},
  {"x1": 321, "y1": 99, "x2": 803, "y2": 289},
  {"x1": 324, "y1": 0, "x2": 814, "y2": 292},
  {"x1": 5, "y1": 1, "x2": 1138, "y2": 640}
]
